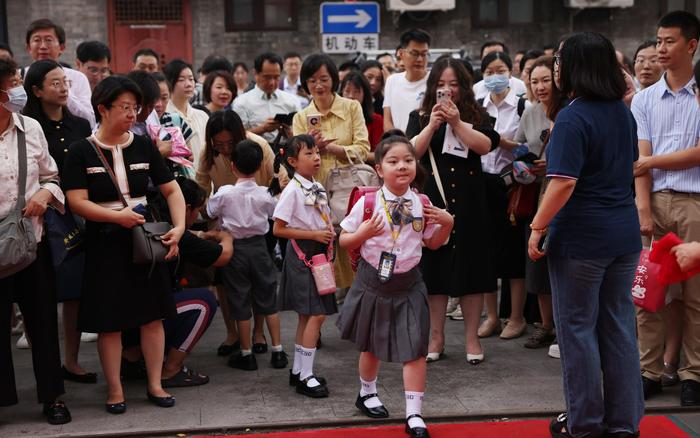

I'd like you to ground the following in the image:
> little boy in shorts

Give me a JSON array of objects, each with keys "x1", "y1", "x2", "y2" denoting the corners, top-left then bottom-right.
[{"x1": 207, "y1": 139, "x2": 287, "y2": 371}]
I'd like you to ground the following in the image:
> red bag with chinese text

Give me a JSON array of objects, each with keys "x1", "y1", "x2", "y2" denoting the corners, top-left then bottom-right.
[{"x1": 631, "y1": 248, "x2": 666, "y2": 313}]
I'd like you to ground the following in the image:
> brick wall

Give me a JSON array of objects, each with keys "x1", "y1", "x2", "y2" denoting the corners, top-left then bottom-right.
[{"x1": 3, "y1": 0, "x2": 670, "y2": 72}]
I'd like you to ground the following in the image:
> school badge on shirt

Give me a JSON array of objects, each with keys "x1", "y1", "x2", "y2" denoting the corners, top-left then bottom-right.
[{"x1": 412, "y1": 217, "x2": 424, "y2": 232}]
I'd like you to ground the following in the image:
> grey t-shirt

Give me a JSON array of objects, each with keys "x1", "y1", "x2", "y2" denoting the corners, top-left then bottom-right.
[{"x1": 514, "y1": 102, "x2": 551, "y2": 156}]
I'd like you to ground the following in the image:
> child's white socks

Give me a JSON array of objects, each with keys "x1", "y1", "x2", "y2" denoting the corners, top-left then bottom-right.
[{"x1": 405, "y1": 391, "x2": 426, "y2": 428}]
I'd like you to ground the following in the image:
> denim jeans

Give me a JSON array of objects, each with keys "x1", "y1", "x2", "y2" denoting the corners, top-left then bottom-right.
[{"x1": 548, "y1": 252, "x2": 644, "y2": 437}]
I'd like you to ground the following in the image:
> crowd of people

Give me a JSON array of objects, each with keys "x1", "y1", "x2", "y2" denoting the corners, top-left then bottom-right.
[{"x1": 2, "y1": 10, "x2": 700, "y2": 438}]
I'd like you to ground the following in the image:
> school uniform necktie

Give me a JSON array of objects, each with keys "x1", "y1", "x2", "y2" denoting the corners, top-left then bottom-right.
[
  {"x1": 303, "y1": 183, "x2": 328, "y2": 208},
  {"x1": 387, "y1": 197, "x2": 414, "y2": 225}
]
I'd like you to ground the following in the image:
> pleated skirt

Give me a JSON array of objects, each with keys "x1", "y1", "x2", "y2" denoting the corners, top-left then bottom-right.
[
  {"x1": 278, "y1": 239, "x2": 338, "y2": 316},
  {"x1": 336, "y1": 259, "x2": 429, "y2": 363}
]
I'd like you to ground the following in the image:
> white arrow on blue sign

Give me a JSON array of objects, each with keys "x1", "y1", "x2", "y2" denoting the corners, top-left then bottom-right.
[{"x1": 320, "y1": 2, "x2": 380, "y2": 34}]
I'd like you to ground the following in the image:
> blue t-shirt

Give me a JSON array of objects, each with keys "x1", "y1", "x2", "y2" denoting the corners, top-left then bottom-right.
[{"x1": 546, "y1": 98, "x2": 641, "y2": 259}]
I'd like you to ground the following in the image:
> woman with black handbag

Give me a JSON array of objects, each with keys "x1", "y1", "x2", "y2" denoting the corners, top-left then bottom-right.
[
  {"x1": 63, "y1": 75, "x2": 186, "y2": 414},
  {"x1": 406, "y1": 57, "x2": 499, "y2": 365},
  {"x1": 22, "y1": 59, "x2": 95, "y2": 384}
]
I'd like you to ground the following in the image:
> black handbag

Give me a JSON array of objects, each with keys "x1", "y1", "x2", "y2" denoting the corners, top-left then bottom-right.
[{"x1": 88, "y1": 138, "x2": 171, "y2": 277}]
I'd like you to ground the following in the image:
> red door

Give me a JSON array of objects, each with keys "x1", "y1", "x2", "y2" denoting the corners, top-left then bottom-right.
[{"x1": 108, "y1": 0, "x2": 193, "y2": 73}]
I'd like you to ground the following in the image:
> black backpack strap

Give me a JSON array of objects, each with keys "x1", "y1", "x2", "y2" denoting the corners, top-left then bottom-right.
[{"x1": 517, "y1": 97, "x2": 526, "y2": 118}]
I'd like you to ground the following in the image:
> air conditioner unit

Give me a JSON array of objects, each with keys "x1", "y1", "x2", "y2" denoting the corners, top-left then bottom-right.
[
  {"x1": 387, "y1": 0, "x2": 456, "y2": 12},
  {"x1": 564, "y1": 0, "x2": 634, "y2": 7}
]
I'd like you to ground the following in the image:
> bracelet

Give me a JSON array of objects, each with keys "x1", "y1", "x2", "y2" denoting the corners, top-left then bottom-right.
[{"x1": 529, "y1": 223, "x2": 548, "y2": 233}]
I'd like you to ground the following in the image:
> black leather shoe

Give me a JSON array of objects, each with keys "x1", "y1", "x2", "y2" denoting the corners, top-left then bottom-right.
[
  {"x1": 681, "y1": 379, "x2": 700, "y2": 406},
  {"x1": 289, "y1": 370, "x2": 326, "y2": 386},
  {"x1": 62, "y1": 365, "x2": 97, "y2": 384},
  {"x1": 642, "y1": 376, "x2": 662, "y2": 400},
  {"x1": 355, "y1": 393, "x2": 389, "y2": 418},
  {"x1": 404, "y1": 414, "x2": 429, "y2": 438},
  {"x1": 296, "y1": 375, "x2": 329, "y2": 398},
  {"x1": 105, "y1": 401, "x2": 127, "y2": 414},
  {"x1": 217, "y1": 340, "x2": 240, "y2": 357},
  {"x1": 271, "y1": 351, "x2": 288, "y2": 369},
  {"x1": 146, "y1": 392, "x2": 175, "y2": 408},
  {"x1": 228, "y1": 352, "x2": 258, "y2": 370},
  {"x1": 252, "y1": 342, "x2": 268, "y2": 354},
  {"x1": 43, "y1": 400, "x2": 72, "y2": 425}
]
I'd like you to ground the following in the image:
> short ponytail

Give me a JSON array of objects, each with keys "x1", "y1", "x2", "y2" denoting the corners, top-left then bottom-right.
[{"x1": 267, "y1": 134, "x2": 316, "y2": 196}]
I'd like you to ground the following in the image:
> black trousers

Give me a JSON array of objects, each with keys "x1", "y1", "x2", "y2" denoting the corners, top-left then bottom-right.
[{"x1": 0, "y1": 242, "x2": 64, "y2": 406}]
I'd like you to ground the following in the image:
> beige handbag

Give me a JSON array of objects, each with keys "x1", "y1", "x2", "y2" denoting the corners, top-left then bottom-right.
[{"x1": 325, "y1": 149, "x2": 379, "y2": 225}]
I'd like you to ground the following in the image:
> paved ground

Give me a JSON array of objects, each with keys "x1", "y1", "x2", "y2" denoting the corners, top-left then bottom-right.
[{"x1": 2, "y1": 306, "x2": 699, "y2": 438}]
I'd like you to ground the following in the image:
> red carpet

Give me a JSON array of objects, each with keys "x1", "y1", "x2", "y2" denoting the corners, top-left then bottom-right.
[{"x1": 198, "y1": 415, "x2": 690, "y2": 437}]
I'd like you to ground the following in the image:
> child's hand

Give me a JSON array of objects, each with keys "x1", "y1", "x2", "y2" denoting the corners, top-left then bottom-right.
[
  {"x1": 357, "y1": 212, "x2": 384, "y2": 239},
  {"x1": 313, "y1": 228, "x2": 336, "y2": 244},
  {"x1": 424, "y1": 205, "x2": 453, "y2": 227}
]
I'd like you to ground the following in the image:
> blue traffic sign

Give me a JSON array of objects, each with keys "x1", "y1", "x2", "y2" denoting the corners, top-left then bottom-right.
[{"x1": 320, "y1": 2, "x2": 380, "y2": 34}]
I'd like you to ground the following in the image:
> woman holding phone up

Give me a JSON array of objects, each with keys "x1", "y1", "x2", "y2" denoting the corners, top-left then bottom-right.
[
  {"x1": 406, "y1": 57, "x2": 499, "y2": 366},
  {"x1": 292, "y1": 54, "x2": 371, "y2": 291}
]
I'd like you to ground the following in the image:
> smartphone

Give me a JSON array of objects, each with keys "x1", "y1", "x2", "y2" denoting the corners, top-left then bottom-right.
[
  {"x1": 158, "y1": 129, "x2": 172, "y2": 141},
  {"x1": 133, "y1": 203, "x2": 148, "y2": 217},
  {"x1": 274, "y1": 112, "x2": 295, "y2": 126},
  {"x1": 538, "y1": 234, "x2": 549, "y2": 253},
  {"x1": 437, "y1": 88, "x2": 452, "y2": 104},
  {"x1": 306, "y1": 114, "x2": 322, "y2": 130}
]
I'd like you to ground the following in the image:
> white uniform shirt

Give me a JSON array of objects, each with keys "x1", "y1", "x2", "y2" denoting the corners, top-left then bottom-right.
[
  {"x1": 383, "y1": 72, "x2": 428, "y2": 131},
  {"x1": 206, "y1": 177, "x2": 277, "y2": 239},
  {"x1": 0, "y1": 113, "x2": 64, "y2": 242},
  {"x1": 273, "y1": 173, "x2": 331, "y2": 231},
  {"x1": 480, "y1": 88, "x2": 528, "y2": 174},
  {"x1": 233, "y1": 86, "x2": 301, "y2": 144},
  {"x1": 340, "y1": 186, "x2": 437, "y2": 274},
  {"x1": 473, "y1": 76, "x2": 527, "y2": 102}
]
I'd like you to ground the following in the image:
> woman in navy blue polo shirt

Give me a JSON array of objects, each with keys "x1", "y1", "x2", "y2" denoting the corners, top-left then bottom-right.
[{"x1": 528, "y1": 32, "x2": 643, "y2": 438}]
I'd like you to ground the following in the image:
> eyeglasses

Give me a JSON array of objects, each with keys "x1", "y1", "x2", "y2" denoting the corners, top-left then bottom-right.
[
  {"x1": 29, "y1": 36, "x2": 58, "y2": 46},
  {"x1": 212, "y1": 140, "x2": 235, "y2": 151},
  {"x1": 307, "y1": 77, "x2": 332, "y2": 87},
  {"x1": 112, "y1": 103, "x2": 142, "y2": 115},
  {"x1": 405, "y1": 50, "x2": 430, "y2": 59},
  {"x1": 634, "y1": 57, "x2": 658, "y2": 66},
  {"x1": 47, "y1": 79, "x2": 72, "y2": 89}
]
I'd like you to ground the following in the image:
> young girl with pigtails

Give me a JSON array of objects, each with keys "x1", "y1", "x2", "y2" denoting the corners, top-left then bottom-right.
[
  {"x1": 270, "y1": 134, "x2": 336, "y2": 398},
  {"x1": 336, "y1": 135, "x2": 454, "y2": 438}
]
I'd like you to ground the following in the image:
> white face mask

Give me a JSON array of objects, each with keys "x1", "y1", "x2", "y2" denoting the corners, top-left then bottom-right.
[{"x1": 1, "y1": 86, "x2": 28, "y2": 113}]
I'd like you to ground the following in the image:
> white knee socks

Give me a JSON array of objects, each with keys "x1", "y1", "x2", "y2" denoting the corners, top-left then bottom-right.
[{"x1": 405, "y1": 391, "x2": 426, "y2": 428}]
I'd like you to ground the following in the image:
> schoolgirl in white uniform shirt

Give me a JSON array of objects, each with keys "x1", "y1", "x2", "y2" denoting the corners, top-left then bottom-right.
[
  {"x1": 337, "y1": 135, "x2": 453, "y2": 438},
  {"x1": 271, "y1": 134, "x2": 336, "y2": 398}
]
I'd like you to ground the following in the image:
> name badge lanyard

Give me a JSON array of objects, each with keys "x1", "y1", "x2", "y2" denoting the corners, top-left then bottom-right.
[
  {"x1": 294, "y1": 177, "x2": 334, "y2": 261},
  {"x1": 378, "y1": 190, "x2": 403, "y2": 282}
]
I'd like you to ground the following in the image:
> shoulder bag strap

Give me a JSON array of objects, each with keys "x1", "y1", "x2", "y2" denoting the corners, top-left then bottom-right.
[
  {"x1": 87, "y1": 137, "x2": 128, "y2": 208},
  {"x1": 15, "y1": 115, "x2": 27, "y2": 211},
  {"x1": 428, "y1": 146, "x2": 448, "y2": 210}
]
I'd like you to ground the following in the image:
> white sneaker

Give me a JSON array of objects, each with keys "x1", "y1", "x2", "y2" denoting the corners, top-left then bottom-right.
[
  {"x1": 80, "y1": 332, "x2": 98, "y2": 342},
  {"x1": 449, "y1": 306, "x2": 464, "y2": 321},
  {"x1": 548, "y1": 342, "x2": 560, "y2": 359},
  {"x1": 16, "y1": 333, "x2": 30, "y2": 349},
  {"x1": 445, "y1": 297, "x2": 459, "y2": 316}
]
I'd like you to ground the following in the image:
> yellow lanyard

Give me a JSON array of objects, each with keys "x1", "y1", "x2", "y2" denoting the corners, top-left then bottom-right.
[
  {"x1": 294, "y1": 177, "x2": 330, "y2": 225},
  {"x1": 380, "y1": 190, "x2": 404, "y2": 245}
]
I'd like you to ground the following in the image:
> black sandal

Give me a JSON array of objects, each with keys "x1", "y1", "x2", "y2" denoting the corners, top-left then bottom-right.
[{"x1": 161, "y1": 366, "x2": 209, "y2": 388}]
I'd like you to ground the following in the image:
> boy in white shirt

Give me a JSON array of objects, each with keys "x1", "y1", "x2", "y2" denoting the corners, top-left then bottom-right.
[
  {"x1": 383, "y1": 29, "x2": 431, "y2": 132},
  {"x1": 207, "y1": 139, "x2": 287, "y2": 371}
]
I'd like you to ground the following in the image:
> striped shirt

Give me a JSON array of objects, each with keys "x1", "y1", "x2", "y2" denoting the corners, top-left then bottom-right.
[
  {"x1": 160, "y1": 111, "x2": 194, "y2": 143},
  {"x1": 631, "y1": 74, "x2": 700, "y2": 193}
]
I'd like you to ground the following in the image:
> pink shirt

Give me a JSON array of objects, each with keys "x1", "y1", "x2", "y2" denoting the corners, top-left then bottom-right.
[
  {"x1": 341, "y1": 186, "x2": 437, "y2": 274},
  {"x1": 272, "y1": 174, "x2": 331, "y2": 231}
]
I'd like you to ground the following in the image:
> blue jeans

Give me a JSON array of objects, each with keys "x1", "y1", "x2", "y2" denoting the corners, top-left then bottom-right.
[{"x1": 548, "y1": 252, "x2": 644, "y2": 437}]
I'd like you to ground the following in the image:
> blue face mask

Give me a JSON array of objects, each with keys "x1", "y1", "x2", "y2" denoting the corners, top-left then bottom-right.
[
  {"x1": 0, "y1": 86, "x2": 27, "y2": 113},
  {"x1": 484, "y1": 74, "x2": 510, "y2": 94}
]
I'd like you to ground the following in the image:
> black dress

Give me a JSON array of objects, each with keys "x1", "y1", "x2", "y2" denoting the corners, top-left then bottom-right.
[
  {"x1": 62, "y1": 134, "x2": 176, "y2": 333},
  {"x1": 37, "y1": 111, "x2": 92, "y2": 302},
  {"x1": 406, "y1": 111, "x2": 500, "y2": 296}
]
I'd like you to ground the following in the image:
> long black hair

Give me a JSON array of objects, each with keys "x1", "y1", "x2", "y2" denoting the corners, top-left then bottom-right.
[
  {"x1": 22, "y1": 59, "x2": 67, "y2": 121},
  {"x1": 202, "y1": 109, "x2": 247, "y2": 170},
  {"x1": 340, "y1": 71, "x2": 374, "y2": 124},
  {"x1": 419, "y1": 57, "x2": 483, "y2": 127},
  {"x1": 268, "y1": 134, "x2": 316, "y2": 196}
]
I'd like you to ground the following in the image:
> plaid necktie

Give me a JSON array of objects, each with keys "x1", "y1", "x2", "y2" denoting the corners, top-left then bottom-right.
[
  {"x1": 303, "y1": 183, "x2": 328, "y2": 208},
  {"x1": 387, "y1": 197, "x2": 414, "y2": 225}
]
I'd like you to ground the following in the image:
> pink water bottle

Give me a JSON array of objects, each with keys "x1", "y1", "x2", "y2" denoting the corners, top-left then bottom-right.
[{"x1": 310, "y1": 253, "x2": 336, "y2": 295}]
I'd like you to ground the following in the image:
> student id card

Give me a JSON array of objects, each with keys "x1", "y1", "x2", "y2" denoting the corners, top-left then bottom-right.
[
  {"x1": 378, "y1": 251, "x2": 397, "y2": 283},
  {"x1": 442, "y1": 125, "x2": 470, "y2": 159}
]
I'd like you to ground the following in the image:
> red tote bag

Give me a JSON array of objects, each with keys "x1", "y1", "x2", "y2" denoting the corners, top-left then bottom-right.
[{"x1": 631, "y1": 248, "x2": 666, "y2": 313}]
